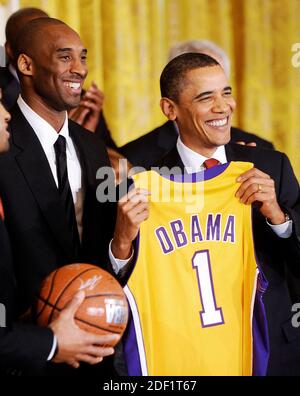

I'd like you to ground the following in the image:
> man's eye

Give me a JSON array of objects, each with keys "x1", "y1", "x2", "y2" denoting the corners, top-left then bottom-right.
[
  {"x1": 199, "y1": 96, "x2": 212, "y2": 102},
  {"x1": 223, "y1": 91, "x2": 232, "y2": 96}
]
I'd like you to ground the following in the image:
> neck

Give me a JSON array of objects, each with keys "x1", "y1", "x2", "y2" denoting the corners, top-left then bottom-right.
[
  {"x1": 180, "y1": 137, "x2": 218, "y2": 158},
  {"x1": 21, "y1": 93, "x2": 66, "y2": 132}
]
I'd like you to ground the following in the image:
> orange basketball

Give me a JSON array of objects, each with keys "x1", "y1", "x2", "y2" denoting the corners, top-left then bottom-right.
[{"x1": 35, "y1": 263, "x2": 128, "y2": 345}]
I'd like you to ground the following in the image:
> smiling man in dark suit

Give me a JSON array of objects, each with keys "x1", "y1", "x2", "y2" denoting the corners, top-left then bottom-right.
[
  {"x1": 0, "y1": 18, "x2": 129, "y2": 376},
  {"x1": 148, "y1": 52, "x2": 300, "y2": 375},
  {"x1": 120, "y1": 40, "x2": 274, "y2": 169},
  {"x1": 0, "y1": 89, "x2": 119, "y2": 374}
]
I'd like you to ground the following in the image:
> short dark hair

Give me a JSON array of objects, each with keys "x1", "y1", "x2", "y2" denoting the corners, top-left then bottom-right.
[
  {"x1": 14, "y1": 17, "x2": 66, "y2": 60},
  {"x1": 160, "y1": 52, "x2": 220, "y2": 103}
]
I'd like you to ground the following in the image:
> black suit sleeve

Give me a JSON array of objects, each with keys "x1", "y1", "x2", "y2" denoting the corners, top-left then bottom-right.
[
  {"x1": 276, "y1": 153, "x2": 300, "y2": 302},
  {"x1": 0, "y1": 324, "x2": 53, "y2": 373}
]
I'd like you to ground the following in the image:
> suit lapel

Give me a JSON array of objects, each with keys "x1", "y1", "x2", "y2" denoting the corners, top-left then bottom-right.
[
  {"x1": 155, "y1": 146, "x2": 185, "y2": 171},
  {"x1": 69, "y1": 120, "x2": 111, "y2": 188},
  {"x1": 225, "y1": 143, "x2": 255, "y2": 163},
  {"x1": 11, "y1": 106, "x2": 75, "y2": 257}
]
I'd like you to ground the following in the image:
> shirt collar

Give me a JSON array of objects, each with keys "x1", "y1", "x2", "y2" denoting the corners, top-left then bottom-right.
[
  {"x1": 17, "y1": 96, "x2": 69, "y2": 154},
  {"x1": 176, "y1": 136, "x2": 227, "y2": 173}
]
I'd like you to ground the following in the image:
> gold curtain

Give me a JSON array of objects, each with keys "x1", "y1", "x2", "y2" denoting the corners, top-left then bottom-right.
[{"x1": 20, "y1": 0, "x2": 300, "y2": 177}]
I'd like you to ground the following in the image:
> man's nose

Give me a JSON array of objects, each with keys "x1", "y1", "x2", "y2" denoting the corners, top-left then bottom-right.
[
  {"x1": 212, "y1": 96, "x2": 230, "y2": 113},
  {"x1": 70, "y1": 57, "x2": 88, "y2": 79}
]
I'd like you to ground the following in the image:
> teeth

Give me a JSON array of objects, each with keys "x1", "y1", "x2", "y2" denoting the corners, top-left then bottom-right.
[
  {"x1": 206, "y1": 118, "x2": 227, "y2": 127},
  {"x1": 65, "y1": 82, "x2": 81, "y2": 90}
]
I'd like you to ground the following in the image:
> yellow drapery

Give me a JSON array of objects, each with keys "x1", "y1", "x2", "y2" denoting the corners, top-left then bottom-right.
[{"x1": 20, "y1": 0, "x2": 300, "y2": 177}]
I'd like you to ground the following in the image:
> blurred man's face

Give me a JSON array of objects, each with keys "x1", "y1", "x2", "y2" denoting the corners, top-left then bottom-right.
[
  {"x1": 0, "y1": 90, "x2": 10, "y2": 153},
  {"x1": 20, "y1": 24, "x2": 88, "y2": 112},
  {"x1": 170, "y1": 65, "x2": 236, "y2": 156}
]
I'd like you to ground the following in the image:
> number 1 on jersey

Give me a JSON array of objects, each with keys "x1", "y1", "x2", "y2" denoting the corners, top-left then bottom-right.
[{"x1": 192, "y1": 250, "x2": 224, "y2": 327}]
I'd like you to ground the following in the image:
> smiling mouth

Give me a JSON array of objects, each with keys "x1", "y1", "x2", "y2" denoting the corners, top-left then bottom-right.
[
  {"x1": 63, "y1": 81, "x2": 82, "y2": 94},
  {"x1": 205, "y1": 117, "x2": 229, "y2": 128}
]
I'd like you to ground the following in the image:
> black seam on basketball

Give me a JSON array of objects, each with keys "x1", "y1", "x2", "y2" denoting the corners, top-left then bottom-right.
[
  {"x1": 48, "y1": 268, "x2": 99, "y2": 324},
  {"x1": 85, "y1": 293, "x2": 123, "y2": 299},
  {"x1": 38, "y1": 299, "x2": 57, "y2": 309},
  {"x1": 35, "y1": 268, "x2": 59, "y2": 320}
]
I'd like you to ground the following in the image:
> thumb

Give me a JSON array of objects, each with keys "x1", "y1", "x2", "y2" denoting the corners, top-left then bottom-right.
[{"x1": 62, "y1": 290, "x2": 85, "y2": 320}]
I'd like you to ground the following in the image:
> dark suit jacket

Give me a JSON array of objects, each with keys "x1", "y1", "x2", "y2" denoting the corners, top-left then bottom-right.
[
  {"x1": 0, "y1": 219, "x2": 53, "y2": 374},
  {"x1": 0, "y1": 105, "x2": 117, "y2": 375},
  {"x1": 120, "y1": 120, "x2": 274, "y2": 168},
  {"x1": 0, "y1": 67, "x2": 20, "y2": 110},
  {"x1": 153, "y1": 143, "x2": 300, "y2": 376}
]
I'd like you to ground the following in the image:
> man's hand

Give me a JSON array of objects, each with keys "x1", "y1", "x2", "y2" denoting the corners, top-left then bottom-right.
[
  {"x1": 111, "y1": 188, "x2": 150, "y2": 259},
  {"x1": 236, "y1": 167, "x2": 285, "y2": 224},
  {"x1": 49, "y1": 291, "x2": 120, "y2": 369},
  {"x1": 69, "y1": 82, "x2": 104, "y2": 133}
]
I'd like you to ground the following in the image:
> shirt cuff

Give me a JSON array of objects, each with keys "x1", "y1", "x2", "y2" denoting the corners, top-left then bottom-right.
[
  {"x1": 47, "y1": 335, "x2": 57, "y2": 361},
  {"x1": 109, "y1": 239, "x2": 134, "y2": 274},
  {"x1": 266, "y1": 218, "x2": 293, "y2": 238}
]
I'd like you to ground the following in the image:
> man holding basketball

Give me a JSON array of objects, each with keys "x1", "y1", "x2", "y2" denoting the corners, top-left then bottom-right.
[
  {"x1": 0, "y1": 89, "x2": 119, "y2": 374},
  {"x1": 0, "y1": 18, "x2": 127, "y2": 375}
]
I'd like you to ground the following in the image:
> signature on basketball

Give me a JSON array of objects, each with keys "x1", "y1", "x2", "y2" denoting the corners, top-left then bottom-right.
[{"x1": 79, "y1": 275, "x2": 102, "y2": 291}]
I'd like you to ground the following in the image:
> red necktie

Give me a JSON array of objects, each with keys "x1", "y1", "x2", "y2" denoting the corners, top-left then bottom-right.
[
  {"x1": 0, "y1": 196, "x2": 4, "y2": 221},
  {"x1": 203, "y1": 158, "x2": 220, "y2": 169}
]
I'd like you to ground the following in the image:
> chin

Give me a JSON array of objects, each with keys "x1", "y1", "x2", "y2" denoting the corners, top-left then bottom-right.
[
  {"x1": 66, "y1": 99, "x2": 81, "y2": 110},
  {"x1": 0, "y1": 140, "x2": 9, "y2": 153}
]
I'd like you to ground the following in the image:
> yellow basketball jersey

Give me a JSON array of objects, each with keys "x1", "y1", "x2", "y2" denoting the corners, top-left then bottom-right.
[{"x1": 123, "y1": 162, "x2": 265, "y2": 376}]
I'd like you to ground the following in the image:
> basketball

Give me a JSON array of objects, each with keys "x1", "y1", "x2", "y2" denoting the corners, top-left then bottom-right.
[{"x1": 35, "y1": 263, "x2": 128, "y2": 345}]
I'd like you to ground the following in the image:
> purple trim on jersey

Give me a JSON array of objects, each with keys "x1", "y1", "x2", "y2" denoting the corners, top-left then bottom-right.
[
  {"x1": 252, "y1": 274, "x2": 269, "y2": 376},
  {"x1": 251, "y1": 208, "x2": 270, "y2": 376},
  {"x1": 123, "y1": 310, "x2": 143, "y2": 376},
  {"x1": 192, "y1": 249, "x2": 224, "y2": 328},
  {"x1": 161, "y1": 163, "x2": 230, "y2": 183},
  {"x1": 122, "y1": 179, "x2": 144, "y2": 375}
]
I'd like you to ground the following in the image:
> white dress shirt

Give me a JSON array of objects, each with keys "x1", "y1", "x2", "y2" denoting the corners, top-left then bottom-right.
[{"x1": 177, "y1": 136, "x2": 292, "y2": 238}]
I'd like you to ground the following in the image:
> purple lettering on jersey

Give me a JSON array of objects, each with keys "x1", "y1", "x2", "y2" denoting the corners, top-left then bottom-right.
[
  {"x1": 170, "y1": 219, "x2": 188, "y2": 248},
  {"x1": 191, "y1": 214, "x2": 204, "y2": 243},
  {"x1": 206, "y1": 214, "x2": 221, "y2": 241},
  {"x1": 223, "y1": 215, "x2": 235, "y2": 243},
  {"x1": 155, "y1": 227, "x2": 174, "y2": 254}
]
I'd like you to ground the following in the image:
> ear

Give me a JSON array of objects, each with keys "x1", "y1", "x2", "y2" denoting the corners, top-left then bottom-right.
[
  {"x1": 17, "y1": 54, "x2": 34, "y2": 77},
  {"x1": 160, "y1": 97, "x2": 177, "y2": 121}
]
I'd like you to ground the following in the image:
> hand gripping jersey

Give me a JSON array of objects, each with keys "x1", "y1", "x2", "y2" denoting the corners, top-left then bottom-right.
[{"x1": 123, "y1": 162, "x2": 269, "y2": 376}]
